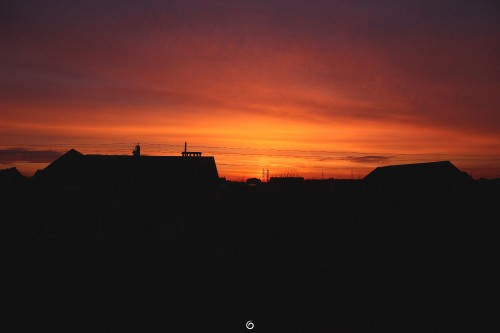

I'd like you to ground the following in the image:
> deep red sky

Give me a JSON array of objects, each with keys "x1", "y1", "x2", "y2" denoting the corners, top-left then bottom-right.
[{"x1": 1, "y1": 1, "x2": 500, "y2": 179}]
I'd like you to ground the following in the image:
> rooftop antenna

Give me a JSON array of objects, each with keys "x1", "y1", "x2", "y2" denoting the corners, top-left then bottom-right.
[
  {"x1": 262, "y1": 168, "x2": 265, "y2": 181},
  {"x1": 266, "y1": 168, "x2": 269, "y2": 182},
  {"x1": 181, "y1": 141, "x2": 202, "y2": 157}
]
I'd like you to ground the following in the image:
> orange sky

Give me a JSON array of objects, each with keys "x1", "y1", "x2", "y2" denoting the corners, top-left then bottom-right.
[{"x1": 1, "y1": 1, "x2": 500, "y2": 179}]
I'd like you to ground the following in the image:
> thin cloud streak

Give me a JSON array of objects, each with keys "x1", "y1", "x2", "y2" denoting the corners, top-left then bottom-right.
[
  {"x1": 0, "y1": 148, "x2": 63, "y2": 164},
  {"x1": 344, "y1": 156, "x2": 393, "y2": 164}
]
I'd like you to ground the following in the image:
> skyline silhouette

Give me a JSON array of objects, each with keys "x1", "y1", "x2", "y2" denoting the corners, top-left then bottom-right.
[
  {"x1": 2, "y1": 142, "x2": 499, "y2": 181},
  {"x1": 4, "y1": 150, "x2": 500, "y2": 331}
]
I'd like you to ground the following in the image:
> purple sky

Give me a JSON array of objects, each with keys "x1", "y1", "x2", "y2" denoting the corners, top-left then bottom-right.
[{"x1": 2, "y1": 0, "x2": 500, "y2": 179}]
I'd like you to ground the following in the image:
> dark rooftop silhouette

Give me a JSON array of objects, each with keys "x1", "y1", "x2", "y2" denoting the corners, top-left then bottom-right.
[
  {"x1": 363, "y1": 160, "x2": 472, "y2": 190},
  {"x1": 4, "y1": 153, "x2": 500, "y2": 332},
  {"x1": 0, "y1": 166, "x2": 25, "y2": 183},
  {"x1": 34, "y1": 147, "x2": 219, "y2": 190}
]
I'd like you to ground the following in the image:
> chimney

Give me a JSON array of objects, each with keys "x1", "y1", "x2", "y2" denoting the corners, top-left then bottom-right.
[{"x1": 133, "y1": 143, "x2": 140, "y2": 157}]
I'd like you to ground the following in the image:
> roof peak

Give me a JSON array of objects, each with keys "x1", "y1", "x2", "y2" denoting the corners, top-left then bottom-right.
[
  {"x1": 65, "y1": 148, "x2": 83, "y2": 156},
  {"x1": 376, "y1": 161, "x2": 452, "y2": 169}
]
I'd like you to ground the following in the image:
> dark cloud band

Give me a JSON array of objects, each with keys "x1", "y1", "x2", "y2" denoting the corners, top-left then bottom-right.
[{"x1": 0, "y1": 148, "x2": 62, "y2": 164}]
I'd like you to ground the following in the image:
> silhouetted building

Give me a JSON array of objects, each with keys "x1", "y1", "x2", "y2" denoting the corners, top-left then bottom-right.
[
  {"x1": 0, "y1": 167, "x2": 26, "y2": 184},
  {"x1": 246, "y1": 178, "x2": 262, "y2": 186},
  {"x1": 7, "y1": 146, "x2": 220, "y2": 255},
  {"x1": 269, "y1": 176, "x2": 305, "y2": 185},
  {"x1": 363, "y1": 161, "x2": 472, "y2": 193},
  {"x1": 34, "y1": 148, "x2": 219, "y2": 192},
  {"x1": 0, "y1": 167, "x2": 27, "y2": 200}
]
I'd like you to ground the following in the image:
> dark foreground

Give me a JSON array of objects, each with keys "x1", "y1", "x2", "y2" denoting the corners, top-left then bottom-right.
[{"x1": 4, "y1": 176, "x2": 500, "y2": 332}]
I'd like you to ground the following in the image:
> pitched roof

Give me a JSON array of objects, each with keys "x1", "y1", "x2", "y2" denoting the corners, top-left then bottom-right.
[
  {"x1": 0, "y1": 167, "x2": 25, "y2": 183},
  {"x1": 363, "y1": 161, "x2": 471, "y2": 189},
  {"x1": 34, "y1": 149, "x2": 219, "y2": 190}
]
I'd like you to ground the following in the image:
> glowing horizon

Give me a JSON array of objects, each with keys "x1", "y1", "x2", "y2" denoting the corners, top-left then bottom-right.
[{"x1": 2, "y1": 1, "x2": 500, "y2": 179}]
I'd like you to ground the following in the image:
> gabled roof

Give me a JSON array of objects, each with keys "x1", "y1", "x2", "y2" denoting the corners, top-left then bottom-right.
[
  {"x1": 0, "y1": 167, "x2": 25, "y2": 182},
  {"x1": 363, "y1": 161, "x2": 471, "y2": 189},
  {"x1": 34, "y1": 149, "x2": 219, "y2": 190},
  {"x1": 37, "y1": 149, "x2": 82, "y2": 174}
]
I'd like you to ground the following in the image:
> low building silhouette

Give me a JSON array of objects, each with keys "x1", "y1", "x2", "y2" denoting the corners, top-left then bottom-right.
[
  {"x1": 363, "y1": 160, "x2": 472, "y2": 193},
  {"x1": 0, "y1": 166, "x2": 26, "y2": 183},
  {"x1": 268, "y1": 176, "x2": 305, "y2": 186},
  {"x1": 33, "y1": 148, "x2": 219, "y2": 192},
  {"x1": 5, "y1": 146, "x2": 223, "y2": 299},
  {"x1": 9, "y1": 145, "x2": 220, "y2": 252},
  {"x1": 245, "y1": 177, "x2": 262, "y2": 186}
]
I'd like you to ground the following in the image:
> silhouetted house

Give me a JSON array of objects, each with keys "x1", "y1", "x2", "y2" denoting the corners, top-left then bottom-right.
[
  {"x1": 0, "y1": 166, "x2": 25, "y2": 182},
  {"x1": 0, "y1": 167, "x2": 26, "y2": 188},
  {"x1": 18, "y1": 147, "x2": 220, "y2": 254},
  {"x1": 363, "y1": 161, "x2": 472, "y2": 194},
  {"x1": 246, "y1": 178, "x2": 262, "y2": 186},
  {"x1": 347, "y1": 161, "x2": 473, "y2": 240},
  {"x1": 269, "y1": 176, "x2": 305, "y2": 185},
  {"x1": 33, "y1": 148, "x2": 219, "y2": 193},
  {"x1": 25, "y1": 147, "x2": 219, "y2": 251},
  {"x1": 0, "y1": 167, "x2": 28, "y2": 202}
]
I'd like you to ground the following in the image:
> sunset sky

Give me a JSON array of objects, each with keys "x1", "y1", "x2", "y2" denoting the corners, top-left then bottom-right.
[{"x1": 2, "y1": 1, "x2": 500, "y2": 179}]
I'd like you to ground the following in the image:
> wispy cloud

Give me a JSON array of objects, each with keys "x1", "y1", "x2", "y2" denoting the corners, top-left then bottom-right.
[
  {"x1": 1, "y1": 1, "x2": 500, "y2": 178},
  {"x1": 344, "y1": 155, "x2": 392, "y2": 164}
]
